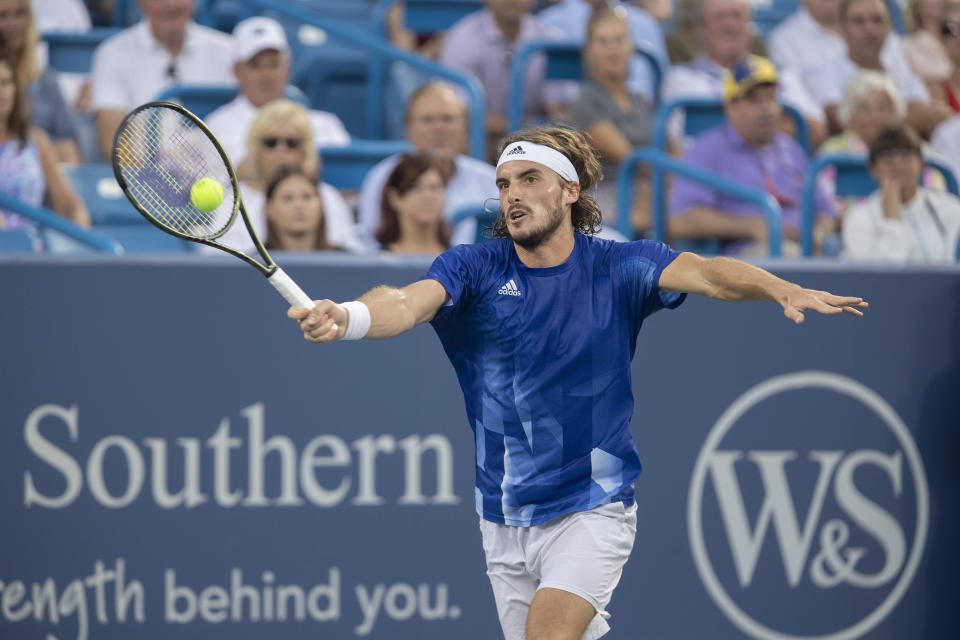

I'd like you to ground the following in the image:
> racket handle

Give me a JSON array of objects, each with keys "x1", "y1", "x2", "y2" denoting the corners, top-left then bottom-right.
[{"x1": 268, "y1": 267, "x2": 315, "y2": 309}]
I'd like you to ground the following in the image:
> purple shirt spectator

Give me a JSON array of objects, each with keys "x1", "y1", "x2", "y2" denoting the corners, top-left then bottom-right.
[
  {"x1": 669, "y1": 123, "x2": 835, "y2": 255},
  {"x1": 439, "y1": 8, "x2": 572, "y2": 121}
]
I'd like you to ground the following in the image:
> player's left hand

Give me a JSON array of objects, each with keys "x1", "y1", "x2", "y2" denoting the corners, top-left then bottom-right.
[{"x1": 780, "y1": 287, "x2": 868, "y2": 324}]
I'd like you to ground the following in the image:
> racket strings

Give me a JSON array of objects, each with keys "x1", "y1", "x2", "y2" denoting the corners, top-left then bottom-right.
[{"x1": 114, "y1": 107, "x2": 237, "y2": 240}]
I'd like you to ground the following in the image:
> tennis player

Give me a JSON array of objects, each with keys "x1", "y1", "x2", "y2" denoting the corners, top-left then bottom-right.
[{"x1": 288, "y1": 126, "x2": 868, "y2": 640}]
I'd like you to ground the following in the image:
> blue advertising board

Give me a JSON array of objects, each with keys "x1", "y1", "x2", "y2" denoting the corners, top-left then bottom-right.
[{"x1": 1, "y1": 254, "x2": 958, "y2": 640}]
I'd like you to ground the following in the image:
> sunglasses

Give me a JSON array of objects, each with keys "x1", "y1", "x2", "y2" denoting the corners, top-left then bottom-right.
[
  {"x1": 941, "y1": 21, "x2": 960, "y2": 38},
  {"x1": 261, "y1": 136, "x2": 303, "y2": 149}
]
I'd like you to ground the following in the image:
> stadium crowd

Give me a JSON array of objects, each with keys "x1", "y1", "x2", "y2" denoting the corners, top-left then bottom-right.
[{"x1": 2, "y1": 0, "x2": 959, "y2": 262}]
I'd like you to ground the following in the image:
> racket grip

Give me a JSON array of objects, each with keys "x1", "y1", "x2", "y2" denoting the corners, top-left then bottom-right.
[{"x1": 268, "y1": 268, "x2": 315, "y2": 309}]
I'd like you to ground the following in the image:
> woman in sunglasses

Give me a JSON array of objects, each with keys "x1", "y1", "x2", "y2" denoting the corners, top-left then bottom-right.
[{"x1": 202, "y1": 100, "x2": 364, "y2": 254}]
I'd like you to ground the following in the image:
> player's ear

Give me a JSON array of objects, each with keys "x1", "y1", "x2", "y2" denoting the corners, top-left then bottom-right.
[{"x1": 562, "y1": 180, "x2": 580, "y2": 206}]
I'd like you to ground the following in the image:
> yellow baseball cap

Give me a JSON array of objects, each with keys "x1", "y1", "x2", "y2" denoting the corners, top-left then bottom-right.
[{"x1": 724, "y1": 55, "x2": 779, "y2": 101}]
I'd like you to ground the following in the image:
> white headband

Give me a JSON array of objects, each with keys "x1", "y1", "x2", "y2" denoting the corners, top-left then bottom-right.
[{"x1": 496, "y1": 141, "x2": 579, "y2": 184}]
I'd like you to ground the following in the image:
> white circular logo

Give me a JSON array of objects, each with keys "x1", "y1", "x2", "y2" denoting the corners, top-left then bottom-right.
[{"x1": 687, "y1": 371, "x2": 929, "y2": 640}]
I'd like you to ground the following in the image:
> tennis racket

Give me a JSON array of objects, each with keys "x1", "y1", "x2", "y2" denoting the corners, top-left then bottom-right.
[{"x1": 111, "y1": 101, "x2": 315, "y2": 309}]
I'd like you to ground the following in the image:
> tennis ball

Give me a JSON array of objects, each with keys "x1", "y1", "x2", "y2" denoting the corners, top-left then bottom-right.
[{"x1": 190, "y1": 178, "x2": 224, "y2": 211}]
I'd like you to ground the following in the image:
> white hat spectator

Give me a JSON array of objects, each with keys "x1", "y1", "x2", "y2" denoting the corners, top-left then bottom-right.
[{"x1": 232, "y1": 17, "x2": 289, "y2": 63}]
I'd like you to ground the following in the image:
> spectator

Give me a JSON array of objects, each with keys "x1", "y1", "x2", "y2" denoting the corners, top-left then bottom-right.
[
  {"x1": 538, "y1": 0, "x2": 667, "y2": 102},
  {"x1": 358, "y1": 81, "x2": 497, "y2": 249},
  {"x1": 666, "y1": 0, "x2": 766, "y2": 64},
  {"x1": 90, "y1": 0, "x2": 233, "y2": 161},
  {"x1": 928, "y1": 5, "x2": 960, "y2": 113},
  {"x1": 376, "y1": 152, "x2": 452, "y2": 255},
  {"x1": 819, "y1": 72, "x2": 912, "y2": 210},
  {"x1": 264, "y1": 166, "x2": 340, "y2": 252},
  {"x1": 207, "y1": 100, "x2": 363, "y2": 256},
  {"x1": 901, "y1": 0, "x2": 952, "y2": 84},
  {"x1": 568, "y1": 6, "x2": 654, "y2": 232},
  {"x1": 0, "y1": 0, "x2": 82, "y2": 162},
  {"x1": 822, "y1": 71, "x2": 906, "y2": 155},
  {"x1": 0, "y1": 55, "x2": 89, "y2": 248},
  {"x1": 669, "y1": 56, "x2": 836, "y2": 256},
  {"x1": 205, "y1": 17, "x2": 349, "y2": 170},
  {"x1": 804, "y1": 0, "x2": 948, "y2": 137},
  {"x1": 661, "y1": 0, "x2": 826, "y2": 148},
  {"x1": 439, "y1": 0, "x2": 573, "y2": 152},
  {"x1": 843, "y1": 125, "x2": 960, "y2": 261}
]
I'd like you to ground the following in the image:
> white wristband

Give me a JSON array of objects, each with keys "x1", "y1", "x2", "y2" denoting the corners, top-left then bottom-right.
[{"x1": 340, "y1": 301, "x2": 371, "y2": 340}]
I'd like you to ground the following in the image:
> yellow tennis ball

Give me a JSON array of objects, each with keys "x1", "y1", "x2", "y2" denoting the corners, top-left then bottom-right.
[{"x1": 190, "y1": 178, "x2": 224, "y2": 211}]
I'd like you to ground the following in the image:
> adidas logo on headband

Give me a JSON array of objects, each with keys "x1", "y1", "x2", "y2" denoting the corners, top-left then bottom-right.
[{"x1": 496, "y1": 141, "x2": 579, "y2": 184}]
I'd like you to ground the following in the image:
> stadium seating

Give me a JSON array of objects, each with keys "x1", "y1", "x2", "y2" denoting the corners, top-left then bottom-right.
[
  {"x1": 319, "y1": 139, "x2": 413, "y2": 191},
  {"x1": 43, "y1": 28, "x2": 122, "y2": 74},
  {"x1": 0, "y1": 230, "x2": 35, "y2": 252},
  {"x1": 62, "y1": 164, "x2": 144, "y2": 226},
  {"x1": 799, "y1": 153, "x2": 960, "y2": 256},
  {"x1": 617, "y1": 147, "x2": 784, "y2": 256},
  {"x1": 372, "y1": 0, "x2": 483, "y2": 38},
  {"x1": 507, "y1": 40, "x2": 665, "y2": 132},
  {"x1": 93, "y1": 225, "x2": 191, "y2": 252}
]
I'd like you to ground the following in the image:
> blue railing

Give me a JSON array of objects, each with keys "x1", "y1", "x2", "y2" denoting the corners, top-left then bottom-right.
[
  {"x1": 238, "y1": 0, "x2": 488, "y2": 159},
  {"x1": 0, "y1": 193, "x2": 123, "y2": 254},
  {"x1": 617, "y1": 147, "x2": 783, "y2": 257}
]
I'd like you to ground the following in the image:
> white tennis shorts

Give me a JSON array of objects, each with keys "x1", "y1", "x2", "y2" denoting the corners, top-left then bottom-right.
[{"x1": 479, "y1": 501, "x2": 638, "y2": 640}]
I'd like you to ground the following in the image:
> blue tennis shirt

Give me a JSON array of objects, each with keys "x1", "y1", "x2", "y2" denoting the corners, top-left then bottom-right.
[{"x1": 425, "y1": 233, "x2": 685, "y2": 526}]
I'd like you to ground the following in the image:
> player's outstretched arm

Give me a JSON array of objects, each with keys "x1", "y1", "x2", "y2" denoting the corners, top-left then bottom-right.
[
  {"x1": 658, "y1": 253, "x2": 868, "y2": 325},
  {"x1": 287, "y1": 279, "x2": 449, "y2": 343}
]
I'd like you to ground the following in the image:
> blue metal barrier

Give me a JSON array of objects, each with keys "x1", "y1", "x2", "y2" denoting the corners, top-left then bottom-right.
[
  {"x1": 617, "y1": 147, "x2": 783, "y2": 256},
  {"x1": 449, "y1": 202, "x2": 497, "y2": 243},
  {"x1": 0, "y1": 192, "x2": 123, "y2": 254},
  {"x1": 2, "y1": 255, "x2": 958, "y2": 639},
  {"x1": 800, "y1": 153, "x2": 960, "y2": 257},
  {"x1": 507, "y1": 40, "x2": 663, "y2": 133},
  {"x1": 238, "y1": 0, "x2": 488, "y2": 159}
]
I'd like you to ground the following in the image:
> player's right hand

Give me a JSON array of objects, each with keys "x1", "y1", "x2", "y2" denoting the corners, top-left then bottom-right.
[{"x1": 287, "y1": 300, "x2": 347, "y2": 343}]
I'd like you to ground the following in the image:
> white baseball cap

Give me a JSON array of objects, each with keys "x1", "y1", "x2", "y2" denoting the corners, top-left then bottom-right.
[{"x1": 232, "y1": 17, "x2": 290, "y2": 63}]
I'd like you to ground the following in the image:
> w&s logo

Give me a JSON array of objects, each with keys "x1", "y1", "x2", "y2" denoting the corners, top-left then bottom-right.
[{"x1": 688, "y1": 372, "x2": 929, "y2": 640}]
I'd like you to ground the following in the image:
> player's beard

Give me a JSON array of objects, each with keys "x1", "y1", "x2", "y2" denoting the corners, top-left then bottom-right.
[{"x1": 507, "y1": 196, "x2": 567, "y2": 249}]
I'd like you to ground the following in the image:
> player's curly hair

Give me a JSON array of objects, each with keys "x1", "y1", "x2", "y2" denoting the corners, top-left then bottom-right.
[{"x1": 491, "y1": 126, "x2": 604, "y2": 238}]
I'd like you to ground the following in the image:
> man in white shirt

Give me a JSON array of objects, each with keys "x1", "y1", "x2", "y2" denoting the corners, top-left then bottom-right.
[
  {"x1": 90, "y1": 0, "x2": 234, "y2": 160},
  {"x1": 844, "y1": 126, "x2": 960, "y2": 262},
  {"x1": 205, "y1": 16, "x2": 350, "y2": 168},
  {"x1": 801, "y1": 0, "x2": 949, "y2": 137},
  {"x1": 357, "y1": 82, "x2": 497, "y2": 249},
  {"x1": 660, "y1": 0, "x2": 826, "y2": 147}
]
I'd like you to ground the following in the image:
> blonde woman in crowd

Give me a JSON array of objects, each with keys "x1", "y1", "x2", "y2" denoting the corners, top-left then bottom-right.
[{"x1": 206, "y1": 100, "x2": 363, "y2": 255}]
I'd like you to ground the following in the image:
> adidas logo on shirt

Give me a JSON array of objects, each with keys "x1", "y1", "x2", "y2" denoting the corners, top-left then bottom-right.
[
  {"x1": 498, "y1": 279, "x2": 522, "y2": 296},
  {"x1": 506, "y1": 145, "x2": 525, "y2": 156}
]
